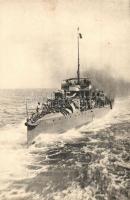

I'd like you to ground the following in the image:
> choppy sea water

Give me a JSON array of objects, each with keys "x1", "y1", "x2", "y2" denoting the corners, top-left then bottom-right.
[{"x1": 0, "y1": 89, "x2": 130, "y2": 200}]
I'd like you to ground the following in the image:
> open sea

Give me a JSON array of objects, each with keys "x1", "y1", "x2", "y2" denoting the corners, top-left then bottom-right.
[{"x1": 0, "y1": 89, "x2": 130, "y2": 200}]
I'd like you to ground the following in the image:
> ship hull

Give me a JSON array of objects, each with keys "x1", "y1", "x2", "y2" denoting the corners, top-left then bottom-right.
[{"x1": 27, "y1": 106, "x2": 111, "y2": 145}]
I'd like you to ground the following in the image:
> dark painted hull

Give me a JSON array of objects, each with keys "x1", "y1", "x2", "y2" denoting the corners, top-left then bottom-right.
[{"x1": 27, "y1": 106, "x2": 111, "y2": 145}]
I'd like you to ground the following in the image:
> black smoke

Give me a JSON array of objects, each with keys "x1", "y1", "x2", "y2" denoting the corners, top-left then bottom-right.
[{"x1": 83, "y1": 68, "x2": 130, "y2": 97}]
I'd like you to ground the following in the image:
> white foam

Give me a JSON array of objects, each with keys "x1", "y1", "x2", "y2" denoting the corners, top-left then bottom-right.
[
  {"x1": 53, "y1": 183, "x2": 96, "y2": 200},
  {"x1": 33, "y1": 128, "x2": 84, "y2": 148},
  {"x1": 0, "y1": 122, "x2": 36, "y2": 199}
]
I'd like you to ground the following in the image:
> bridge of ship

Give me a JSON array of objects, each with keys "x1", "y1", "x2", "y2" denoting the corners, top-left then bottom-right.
[{"x1": 61, "y1": 78, "x2": 92, "y2": 92}]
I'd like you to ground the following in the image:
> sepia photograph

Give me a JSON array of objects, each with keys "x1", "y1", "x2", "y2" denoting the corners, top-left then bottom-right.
[{"x1": 0, "y1": 0, "x2": 130, "y2": 199}]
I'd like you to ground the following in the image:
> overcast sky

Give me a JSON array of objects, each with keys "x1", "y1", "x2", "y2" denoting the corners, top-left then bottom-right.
[{"x1": 0, "y1": 0, "x2": 130, "y2": 88}]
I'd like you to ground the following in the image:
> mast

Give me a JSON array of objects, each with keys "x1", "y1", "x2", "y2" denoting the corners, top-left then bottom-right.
[{"x1": 77, "y1": 27, "x2": 82, "y2": 84}]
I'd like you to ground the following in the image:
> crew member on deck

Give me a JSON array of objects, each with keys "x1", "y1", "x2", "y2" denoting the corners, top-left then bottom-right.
[{"x1": 36, "y1": 102, "x2": 41, "y2": 113}]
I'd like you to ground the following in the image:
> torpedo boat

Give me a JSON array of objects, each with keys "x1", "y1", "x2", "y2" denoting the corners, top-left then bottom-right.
[{"x1": 25, "y1": 29, "x2": 114, "y2": 145}]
